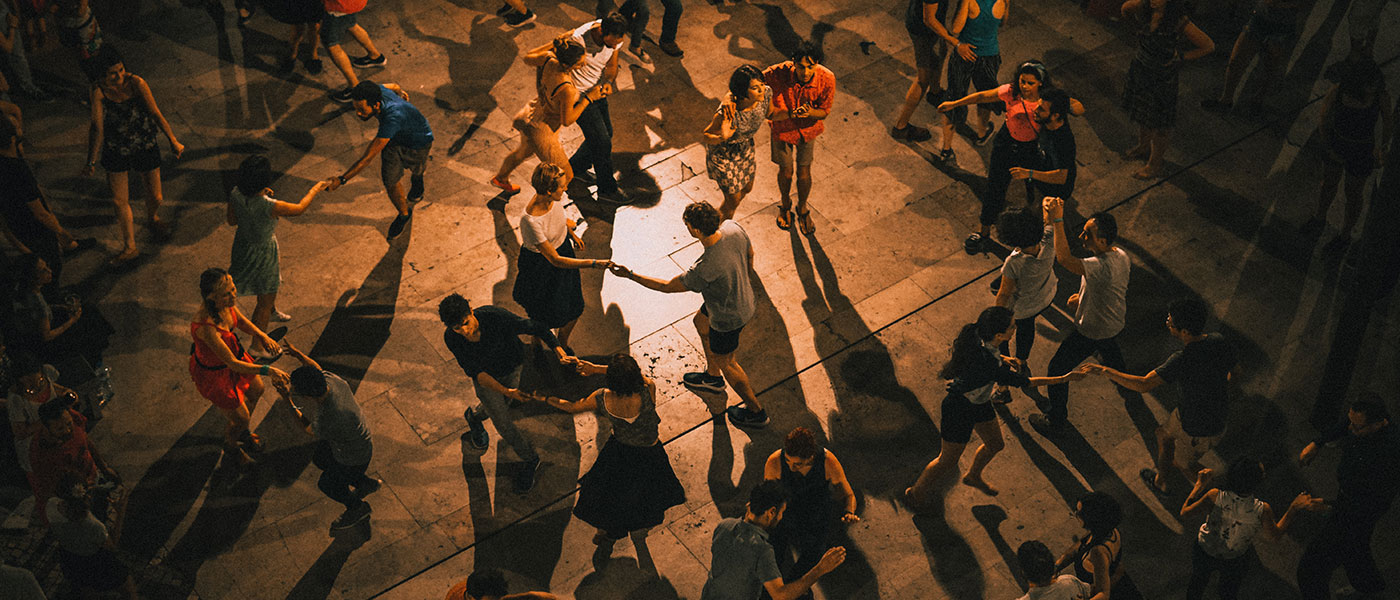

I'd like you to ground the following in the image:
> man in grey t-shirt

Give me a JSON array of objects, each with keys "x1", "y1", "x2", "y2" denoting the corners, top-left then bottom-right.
[
  {"x1": 701, "y1": 481, "x2": 845, "y2": 600},
  {"x1": 1031, "y1": 197, "x2": 1130, "y2": 435},
  {"x1": 610, "y1": 202, "x2": 767, "y2": 428},
  {"x1": 284, "y1": 341, "x2": 382, "y2": 532}
]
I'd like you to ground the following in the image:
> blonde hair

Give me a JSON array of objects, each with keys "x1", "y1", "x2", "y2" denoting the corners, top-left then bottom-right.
[{"x1": 531, "y1": 163, "x2": 568, "y2": 197}]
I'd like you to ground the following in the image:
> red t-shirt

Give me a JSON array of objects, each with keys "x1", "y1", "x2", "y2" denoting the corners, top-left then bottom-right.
[
  {"x1": 28, "y1": 410, "x2": 96, "y2": 524},
  {"x1": 763, "y1": 62, "x2": 836, "y2": 144},
  {"x1": 998, "y1": 83, "x2": 1043, "y2": 142}
]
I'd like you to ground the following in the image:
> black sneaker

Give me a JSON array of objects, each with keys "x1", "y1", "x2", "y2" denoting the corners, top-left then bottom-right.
[
  {"x1": 329, "y1": 87, "x2": 354, "y2": 104},
  {"x1": 597, "y1": 189, "x2": 633, "y2": 205},
  {"x1": 303, "y1": 58, "x2": 323, "y2": 75},
  {"x1": 330, "y1": 502, "x2": 372, "y2": 531},
  {"x1": 512, "y1": 457, "x2": 541, "y2": 493},
  {"x1": 658, "y1": 41, "x2": 684, "y2": 57},
  {"x1": 463, "y1": 408, "x2": 489, "y2": 450},
  {"x1": 387, "y1": 212, "x2": 411, "y2": 240},
  {"x1": 571, "y1": 169, "x2": 596, "y2": 186},
  {"x1": 964, "y1": 232, "x2": 987, "y2": 255},
  {"x1": 354, "y1": 478, "x2": 383, "y2": 499},
  {"x1": 682, "y1": 372, "x2": 726, "y2": 394},
  {"x1": 925, "y1": 88, "x2": 945, "y2": 107},
  {"x1": 503, "y1": 9, "x2": 536, "y2": 27},
  {"x1": 495, "y1": 3, "x2": 512, "y2": 15},
  {"x1": 938, "y1": 148, "x2": 955, "y2": 164},
  {"x1": 407, "y1": 178, "x2": 424, "y2": 203},
  {"x1": 891, "y1": 124, "x2": 932, "y2": 142},
  {"x1": 352, "y1": 53, "x2": 387, "y2": 69},
  {"x1": 1028, "y1": 413, "x2": 1066, "y2": 437},
  {"x1": 725, "y1": 406, "x2": 770, "y2": 429}
]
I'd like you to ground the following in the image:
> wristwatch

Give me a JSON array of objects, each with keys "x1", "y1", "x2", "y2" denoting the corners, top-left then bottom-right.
[{"x1": 337, "y1": 175, "x2": 347, "y2": 186}]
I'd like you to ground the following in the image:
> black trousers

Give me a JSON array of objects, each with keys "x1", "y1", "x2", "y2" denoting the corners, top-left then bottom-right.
[
  {"x1": 982, "y1": 128, "x2": 1041, "y2": 227},
  {"x1": 569, "y1": 98, "x2": 618, "y2": 193},
  {"x1": 998, "y1": 313, "x2": 1042, "y2": 365},
  {"x1": 1296, "y1": 511, "x2": 1386, "y2": 599},
  {"x1": 599, "y1": 0, "x2": 683, "y2": 45},
  {"x1": 1045, "y1": 331, "x2": 1125, "y2": 424},
  {"x1": 312, "y1": 440, "x2": 373, "y2": 510},
  {"x1": 1187, "y1": 543, "x2": 1250, "y2": 600}
]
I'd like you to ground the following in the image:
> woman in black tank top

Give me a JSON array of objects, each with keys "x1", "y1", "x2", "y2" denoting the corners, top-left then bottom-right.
[
  {"x1": 1057, "y1": 492, "x2": 1125, "y2": 598},
  {"x1": 763, "y1": 427, "x2": 859, "y2": 583}
]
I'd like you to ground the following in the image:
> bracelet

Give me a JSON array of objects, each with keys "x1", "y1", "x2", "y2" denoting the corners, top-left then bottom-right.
[
  {"x1": 1053, "y1": 218, "x2": 1064, "y2": 223},
  {"x1": 260, "y1": 365, "x2": 270, "y2": 376}
]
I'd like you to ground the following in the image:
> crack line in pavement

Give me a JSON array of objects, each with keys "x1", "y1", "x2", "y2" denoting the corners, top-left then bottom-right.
[{"x1": 368, "y1": 51, "x2": 1396, "y2": 598}]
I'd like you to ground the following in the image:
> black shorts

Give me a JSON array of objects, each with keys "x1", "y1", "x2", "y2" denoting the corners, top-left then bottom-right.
[
  {"x1": 699, "y1": 305, "x2": 745, "y2": 355},
  {"x1": 1326, "y1": 137, "x2": 1376, "y2": 179},
  {"x1": 101, "y1": 146, "x2": 162, "y2": 173},
  {"x1": 908, "y1": 31, "x2": 945, "y2": 72},
  {"x1": 945, "y1": 53, "x2": 1003, "y2": 122},
  {"x1": 939, "y1": 392, "x2": 995, "y2": 444}
]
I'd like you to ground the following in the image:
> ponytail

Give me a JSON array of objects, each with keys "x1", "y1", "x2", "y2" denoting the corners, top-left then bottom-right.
[{"x1": 939, "y1": 306, "x2": 1014, "y2": 379}]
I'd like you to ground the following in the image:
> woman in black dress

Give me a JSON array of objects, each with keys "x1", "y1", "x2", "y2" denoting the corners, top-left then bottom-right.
[
  {"x1": 534, "y1": 353, "x2": 685, "y2": 558},
  {"x1": 906, "y1": 306, "x2": 1084, "y2": 507},
  {"x1": 1307, "y1": 55, "x2": 1392, "y2": 247},
  {"x1": 512, "y1": 163, "x2": 611, "y2": 351},
  {"x1": 1120, "y1": 0, "x2": 1214, "y2": 179},
  {"x1": 762, "y1": 427, "x2": 859, "y2": 585}
]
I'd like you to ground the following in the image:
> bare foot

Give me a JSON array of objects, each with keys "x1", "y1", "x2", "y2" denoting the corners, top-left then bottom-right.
[
  {"x1": 961, "y1": 475, "x2": 1000, "y2": 496},
  {"x1": 109, "y1": 246, "x2": 139, "y2": 266},
  {"x1": 1133, "y1": 166, "x2": 1162, "y2": 180},
  {"x1": 1124, "y1": 145, "x2": 1149, "y2": 160}
]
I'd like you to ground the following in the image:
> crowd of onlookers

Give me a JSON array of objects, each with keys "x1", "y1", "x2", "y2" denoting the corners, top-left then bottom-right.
[{"x1": 0, "y1": 0, "x2": 1397, "y2": 598}]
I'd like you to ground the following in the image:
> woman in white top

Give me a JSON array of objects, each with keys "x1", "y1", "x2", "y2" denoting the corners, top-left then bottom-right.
[
  {"x1": 990, "y1": 206, "x2": 1058, "y2": 402},
  {"x1": 1179, "y1": 456, "x2": 1323, "y2": 600},
  {"x1": 510, "y1": 163, "x2": 612, "y2": 350}
]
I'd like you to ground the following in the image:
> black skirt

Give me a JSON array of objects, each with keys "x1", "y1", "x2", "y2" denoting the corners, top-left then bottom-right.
[
  {"x1": 512, "y1": 238, "x2": 585, "y2": 330},
  {"x1": 573, "y1": 437, "x2": 686, "y2": 536}
]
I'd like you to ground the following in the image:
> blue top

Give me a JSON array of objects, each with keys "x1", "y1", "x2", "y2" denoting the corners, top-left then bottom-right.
[
  {"x1": 375, "y1": 85, "x2": 434, "y2": 149},
  {"x1": 959, "y1": 0, "x2": 1002, "y2": 57}
]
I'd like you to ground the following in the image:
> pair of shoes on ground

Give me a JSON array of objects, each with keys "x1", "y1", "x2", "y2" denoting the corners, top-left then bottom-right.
[
  {"x1": 682, "y1": 372, "x2": 769, "y2": 428},
  {"x1": 461, "y1": 408, "x2": 542, "y2": 492},
  {"x1": 495, "y1": 4, "x2": 537, "y2": 27}
]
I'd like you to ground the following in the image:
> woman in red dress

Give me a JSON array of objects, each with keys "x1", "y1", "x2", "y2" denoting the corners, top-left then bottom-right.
[{"x1": 189, "y1": 267, "x2": 290, "y2": 465}]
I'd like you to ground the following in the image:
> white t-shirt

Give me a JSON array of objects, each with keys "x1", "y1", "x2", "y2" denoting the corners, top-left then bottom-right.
[
  {"x1": 569, "y1": 21, "x2": 616, "y2": 92},
  {"x1": 1001, "y1": 226, "x2": 1057, "y2": 319},
  {"x1": 1017, "y1": 575, "x2": 1091, "y2": 600},
  {"x1": 1074, "y1": 247, "x2": 1130, "y2": 339},
  {"x1": 520, "y1": 202, "x2": 568, "y2": 252}
]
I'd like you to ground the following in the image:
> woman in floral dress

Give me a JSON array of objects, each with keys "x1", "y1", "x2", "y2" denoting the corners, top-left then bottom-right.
[{"x1": 703, "y1": 64, "x2": 773, "y2": 220}]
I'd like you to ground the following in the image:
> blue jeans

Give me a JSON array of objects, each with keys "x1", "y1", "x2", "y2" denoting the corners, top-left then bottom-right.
[
  {"x1": 569, "y1": 98, "x2": 617, "y2": 193},
  {"x1": 601, "y1": 0, "x2": 683, "y2": 45}
]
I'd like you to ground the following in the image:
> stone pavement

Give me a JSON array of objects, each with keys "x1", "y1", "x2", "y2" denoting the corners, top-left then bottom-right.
[{"x1": 2, "y1": 0, "x2": 1399, "y2": 598}]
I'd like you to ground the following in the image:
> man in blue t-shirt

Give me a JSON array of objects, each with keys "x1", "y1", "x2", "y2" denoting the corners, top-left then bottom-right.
[{"x1": 326, "y1": 80, "x2": 434, "y2": 240}]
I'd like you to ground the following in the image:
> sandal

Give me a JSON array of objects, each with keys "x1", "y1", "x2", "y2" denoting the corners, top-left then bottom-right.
[
  {"x1": 775, "y1": 208, "x2": 792, "y2": 230},
  {"x1": 938, "y1": 148, "x2": 955, "y2": 163},
  {"x1": 796, "y1": 210, "x2": 815, "y2": 236},
  {"x1": 1139, "y1": 468, "x2": 1169, "y2": 497}
]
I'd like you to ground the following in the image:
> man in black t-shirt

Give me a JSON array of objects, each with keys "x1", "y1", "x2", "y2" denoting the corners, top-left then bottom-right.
[
  {"x1": 890, "y1": 0, "x2": 956, "y2": 142},
  {"x1": 1011, "y1": 87, "x2": 1077, "y2": 201},
  {"x1": 1088, "y1": 298, "x2": 1236, "y2": 494},
  {"x1": 0, "y1": 116, "x2": 93, "y2": 296},
  {"x1": 438, "y1": 293, "x2": 572, "y2": 494}
]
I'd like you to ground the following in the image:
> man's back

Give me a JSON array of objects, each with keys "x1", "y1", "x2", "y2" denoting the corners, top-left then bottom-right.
[
  {"x1": 700, "y1": 518, "x2": 781, "y2": 600},
  {"x1": 682, "y1": 221, "x2": 755, "y2": 333}
]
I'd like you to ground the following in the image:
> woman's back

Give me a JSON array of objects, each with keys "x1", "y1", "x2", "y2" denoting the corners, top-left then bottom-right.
[
  {"x1": 1198, "y1": 490, "x2": 1266, "y2": 559},
  {"x1": 531, "y1": 61, "x2": 573, "y2": 130}
]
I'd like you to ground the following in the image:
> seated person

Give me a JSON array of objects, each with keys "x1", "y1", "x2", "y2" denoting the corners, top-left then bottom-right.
[
  {"x1": 10, "y1": 255, "x2": 112, "y2": 369},
  {"x1": 28, "y1": 398, "x2": 119, "y2": 524},
  {"x1": 48, "y1": 471, "x2": 137, "y2": 599}
]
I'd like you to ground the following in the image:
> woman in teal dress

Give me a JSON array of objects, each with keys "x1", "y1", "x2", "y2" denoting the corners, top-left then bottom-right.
[{"x1": 227, "y1": 156, "x2": 327, "y2": 352}]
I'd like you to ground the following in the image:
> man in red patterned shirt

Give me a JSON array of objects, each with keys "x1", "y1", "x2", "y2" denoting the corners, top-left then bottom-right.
[{"x1": 763, "y1": 41, "x2": 835, "y2": 236}]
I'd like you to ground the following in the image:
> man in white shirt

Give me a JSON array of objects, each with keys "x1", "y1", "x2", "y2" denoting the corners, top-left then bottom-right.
[
  {"x1": 1031, "y1": 197, "x2": 1130, "y2": 436},
  {"x1": 559, "y1": 14, "x2": 633, "y2": 205},
  {"x1": 1014, "y1": 540, "x2": 1090, "y2": 600}
]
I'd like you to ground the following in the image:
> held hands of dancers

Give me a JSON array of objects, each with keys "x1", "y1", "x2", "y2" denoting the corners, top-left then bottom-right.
[
  {"x1": 607, "y1": 263, "x2": 632, "y2": 278},
  {"x1": 1290, "y1": 492, "x2": 1326, "y2": 512},
  {"x1": 1043, "y1": 196, "x2": 1065, "y2": 220}
]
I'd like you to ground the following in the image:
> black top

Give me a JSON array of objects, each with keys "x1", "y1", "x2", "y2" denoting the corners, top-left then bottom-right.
[
  {"x1": 1316, "y1": 421, "x2": 1400, "y2": 522},
  {"x1": 1154, "y1": 333, "x2": 1236, "y2": 437},
  {"x1": 905, "y1": 0, "x2": 949, "y2": 36},
  {"x1": 443, "y1": 305, "x2": 560, "y2": 381},
  {"x1": 946, "y1": 345, "x2": 1031, "y2": 398},
  {"x1": 778, "y1": 449, "x2": 832, "y2": 528},
  {"x1": 1072, "y1": 529, "x2": 1122, "y2": 584},
  {"x1": 1036, "y1": 124, "x2": 1078, "y2": 199},
  {"x1": 0, "y1": 156, "x2": 49, "y2": 241}
]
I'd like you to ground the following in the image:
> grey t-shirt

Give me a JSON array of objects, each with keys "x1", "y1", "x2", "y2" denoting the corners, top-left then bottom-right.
[
  {"x1": 1016, "y1": 575, "x2": 1091, "y2": 600},
  {"x1": 313, "y1": 372, "x2": 373, "y2": 466},
  {"x1": 1074, "y1": 248, "x2": 1131, "y2": 340},
  {"x1": 682, "y1": 221, "x2": 755, "y2": 333},
  {"x1": 1001, "y1": 226, "x2": 1057, "y2": 319},
  {"x1": 700, "y1": 518, "x2": 782, "y2": 600}
]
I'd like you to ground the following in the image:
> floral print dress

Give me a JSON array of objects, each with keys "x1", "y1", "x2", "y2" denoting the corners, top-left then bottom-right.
[{"x1": 706, "y1": 85, "x2": 773, "y2": 195}]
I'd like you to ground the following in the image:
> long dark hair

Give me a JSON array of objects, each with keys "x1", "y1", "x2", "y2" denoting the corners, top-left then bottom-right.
[
  {"x1": 199, "y1": 267, "x2": 230, "y2": 320},
  {"x1": 728, "y1": 64, "x2": 763, "y2": 99},
  {"x1": 605, "y1": 353, "x2": 646, "y2": 396},
  {"x1": 235, "y1": 155, "x2": 273, "y2": 197},
  {"x1": 939, "y1": 307, "x2": 1013, "y2": 380}
]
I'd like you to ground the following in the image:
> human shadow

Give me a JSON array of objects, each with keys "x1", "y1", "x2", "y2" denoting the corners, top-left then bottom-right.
[
  {"x1": 283, "y1": 527, "x2": 372, "y2": 600},
  {"x1": 574, "y1": 555, "x2": 682, "y2": 600},
  {"x1": 397, "y1": 12, "x2": 518, "y2": 158},
  {"x1": 972, "y1": 504, "x2": 1027, "y2": 591},
  {"x1": 309, "y1": 230, "x2": 412, "y2": 391},
  {"x1": 911, "y1": 507, "x2": 988, "y2": 598},
  {"x1": 459, "y1": 440, "x2": 575, "y2": 590}
]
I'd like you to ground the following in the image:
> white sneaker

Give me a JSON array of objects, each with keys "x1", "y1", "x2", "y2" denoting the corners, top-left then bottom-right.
[{"x1": 271, "y1": 310, "x2": 293, "y2": 322}]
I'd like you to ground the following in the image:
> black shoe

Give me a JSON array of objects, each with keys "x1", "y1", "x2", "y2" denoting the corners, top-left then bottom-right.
[
  {"x1": 329, "y1": 87, "x2": 355, "y2": 103},
  {"x1": 682, "y1": 372, "x2": 726, "y2": 394},
  {"x1": 938, "y1": 148, "x2": 955, "y2": 164},
  {"x1": 658, "y1": 41, "x2": 684, "y2": 57},
  {"x1": 463, "y1": 408, "x2": 490, "y2": 450},
  {"x1": 387, "y1": 212, "x2": 411, "y2": 240},
  {"x1": 503, "y1": 9, "x2": 536, "y2": 27},
  {"x1": 597, "y1": 189, "x2": 633, "y2": 205},
  {"x1": 302, "y1": 58, "x2": 323, "y2": 75},
  {"x1": 925, "y1": 88, "x2": 945, "y2": 107},
  {"x1": 974, "y1": 126, "x2": 996, "y2": 146},
  {"x1": 352, "y1": 53, "x2": 387, "y2": 69},
  {"x1": 330, "y1": 502, "x2": 372, "y2": 531},
  {"x1": 495, "y1": 3, "x2": 513, "y2": 15},
  {"x1": 891, "y1": 124, "x2": 933, "y2": 142},
  {"x1": 1028, "y1": 413, "x2": 1066, "y2": 437},
  {"x1": 407, "y1": 178, "x2": 424, "y2": 203},
  {"x1": 571, "y1": 169, "x2": 596, "y2": 186},
  {"x1": 354, "y1": 478, "x2": 383, "y2": 499},
  {"x1": 513, "y1": 457, "x2": 541, "y2": 493},
  {"x1": 725, "y1": 406, "x2": 770, "y2": 429},
  {"x1": 964, "y1": 232, "x2": 987, "y2": 255}
]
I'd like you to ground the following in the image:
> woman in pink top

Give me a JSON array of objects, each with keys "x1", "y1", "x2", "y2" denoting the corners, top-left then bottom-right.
[{"x1": 939, "y1": 61, "x2": 1083, "y2": 254}]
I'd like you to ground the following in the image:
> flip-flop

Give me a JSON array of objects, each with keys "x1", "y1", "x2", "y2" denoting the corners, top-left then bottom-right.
[
  {"x1": 796, "y1": 210, "x2": 815, "y2": 236},
  {"x1": 775, "y1": 209, "x2": 792, "y2": 230}
]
